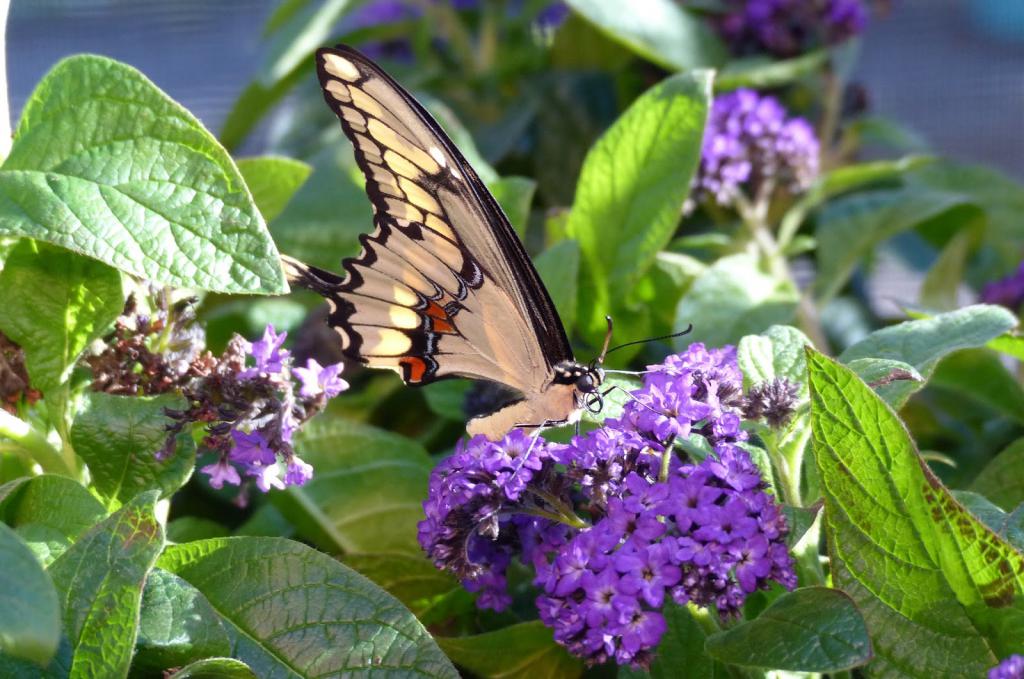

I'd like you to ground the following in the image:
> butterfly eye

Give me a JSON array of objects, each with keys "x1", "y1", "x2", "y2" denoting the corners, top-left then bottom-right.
[{"x1": 576, "y1": 373, "x2": 596, "y2": 392}]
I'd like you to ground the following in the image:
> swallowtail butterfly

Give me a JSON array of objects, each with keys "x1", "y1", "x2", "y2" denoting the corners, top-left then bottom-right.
[{"x1": 283, "y1": 45, "x2": 607, "y2": 440}]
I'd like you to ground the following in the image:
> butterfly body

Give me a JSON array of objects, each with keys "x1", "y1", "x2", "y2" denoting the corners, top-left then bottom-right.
[{"x1": 282, "y1": 46, "x2": 602, "y2": 440}]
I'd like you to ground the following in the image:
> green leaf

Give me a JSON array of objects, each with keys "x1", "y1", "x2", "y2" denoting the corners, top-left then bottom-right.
[
  {"x1": 169, "y1": 657, "x2": 256, "y2": 679},
  {"x1": 270, "y1": 139, "x2": 370, "y2": 272},
  {"x1": 972, "y1": 438, "x2": 1024, "y2": 512},
  {"x1": 814, "y1": 187, "x2": 970, "y2": 302},
  {"x1": 930, "y1": 349, "x2": 1024, "y2": 424},
  {"x1": 806, "y1": 348, "x2": 1024, "y2": 675},
  {"x1": 844, "y1": 357, "x2": 922, "y2": 407},
  {"x1": 49, "y1": 491, "x2": 164, "y2": 679},
  {"x1": 421, "y1": 381, "x2": 470, "y2": 421},
  {"x1": 0, "y1": 55, "x2": 284, "y2": 294},
  {"x1": 534, "y1": 239, "x2": 580, "y2": 333},
  {"x1": 437, "y1": 621, "x2": 582, "y2": 679},
  {"x1": 273, "y1": 417, "x2": 433, "y2": 554},
  {"x1": 71, "y1": 393, "x2": 196, "y2": 508},
  {"x1": 705, "y1": 587, "x2": 871, "y2": 672},
  {"x1": 159, "y1": 537, "x2": 457, "y2": 678},
  {"x1": 0, "y1": 523, "x2": 60, "y2": 666},
  {"x1": 839, "y1": 305, "x2": 1018, "y2": 408},
  {"x1": 567, "y1": 71, "x2": 712, "y2": 342},
  {"x1": 674, "y1": 254, "x2": 798, "y2": 349},
  {"x1": 919, "y1": 227, "x2": 977, "y2": 311},
  {"x1": 236, "y1": 156, "x2": 312, "y2": 223},
  {"x1": 489, "y1": 175, "x2": 536, "y2": 238},
  {"x1": 619, "y1": 604, "x2": 723, "y2": 678},
  {"x1": 261, "y1": 0, "x2": 354, "y2": 85},
  {"x1": 0, "y1": 240, "x2": 122, "y2": 395},
  {"x1": 166, "y1": 517, "x2": 231, "y2": 544},
  {"x1": 131, "y1": 568, "x2": 231, "y2": 677},
  {"x1": 564, "y1": 0, "x2": 724, "y2": 71},
  {"x1": 955, "y1": 492, "x2": 1024, "y2": 552},
  {"x1": 344, "y1": 552, "x2": 463, "y2": 618},
  {"x1": 716, "y1": 50, "x2": 829, "y2": 90},
  {"x1": 736, "y1": 325, "x2": 812, "y2": 393},
  {"x1": 989, "y1": 332, "x2": 1024, "y2": 361},
  {"x1": 0, "y1": 475, "x2": 107, "y2": 566},
  {"x1": 778, "y1": 156, "x2": 933, "y2": 246}
]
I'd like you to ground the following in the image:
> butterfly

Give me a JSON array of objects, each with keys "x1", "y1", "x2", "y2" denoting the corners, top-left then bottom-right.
[{"x1": 281, "y1": 45, "x2": 610, "y2": 441}]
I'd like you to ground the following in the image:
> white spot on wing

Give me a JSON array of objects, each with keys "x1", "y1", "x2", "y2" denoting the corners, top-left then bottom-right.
[
  {"x1": 322, "y1": 53, "x2": 361, "y2": 81},
  {"x1": 429, "y1": 147, "x2": 447, "y2": 168}
]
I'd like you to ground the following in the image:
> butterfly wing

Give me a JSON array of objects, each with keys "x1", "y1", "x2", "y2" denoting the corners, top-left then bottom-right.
[{"x1": 285, "y1": 46, "x2": 578, "y2": 435}]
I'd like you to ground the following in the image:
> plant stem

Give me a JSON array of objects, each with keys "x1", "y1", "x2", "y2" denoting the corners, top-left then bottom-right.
[{"x1": 0, "y1": 409, "x2": 71, "y2": 475}]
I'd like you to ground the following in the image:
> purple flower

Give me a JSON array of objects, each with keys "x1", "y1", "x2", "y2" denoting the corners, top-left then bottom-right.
[
  {"x1": 689, "y1": 89, "x2": 819, "y2": 212},
  {"x1": 248, "y1": 462, "x2": 285, "y2": 492},
  {"x1": 230, "y1": 429, "x2": 276, "y2": 466},
  {"x1": 294, "y1": 358, "x2": 348, "y2": 399},
  {"x1": 991, "y1": 655, "x2": 1024, "y2": 679},
  {"x1": 714, "y1": 0, "x2": 868, "y2": 58},
  {"x1": 981, "y1": 262, "x2": 1024, "y2": 311},
  {"x1": 285, "y1": 455, "x2": 314, "y2": 486},
  {"x1": 185, "y1": 325, "x2": 348, "y2": 495},
  {"x1": 200, "y1": 458, "x2": 241, "y2": 489},
  {"x1": 417, "y1": 430, "x2": 566, "y2": 611},
  {"x1": 239, "y1": 325, "x2": 289, "y2": 380}
]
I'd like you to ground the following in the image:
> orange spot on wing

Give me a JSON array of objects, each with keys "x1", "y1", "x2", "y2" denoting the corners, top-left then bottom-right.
[
  {"x1": 400, "y1": 356, "x2": 427, "y2": 382},
  {"x1": 425, "y1": 300, "x2": 447, "y2": 319},
  {"x1": 431, "y1": 317, "x2": 456, "y2": 334}
]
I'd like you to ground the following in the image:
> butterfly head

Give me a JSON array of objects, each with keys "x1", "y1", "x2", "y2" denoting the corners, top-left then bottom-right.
[{"x1": 553, "y1": 361, "x2": 604, "y2": 394}]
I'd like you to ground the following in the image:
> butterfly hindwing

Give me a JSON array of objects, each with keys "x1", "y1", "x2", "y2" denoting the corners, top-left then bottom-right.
[{"x1": 311, "y1": 45, "x2": 575, "y2": 397}]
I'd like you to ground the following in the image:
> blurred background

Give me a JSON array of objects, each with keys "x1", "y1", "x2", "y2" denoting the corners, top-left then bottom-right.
[{"x1": 9, "y1": 0, "x2": 1024, "y2": 177}]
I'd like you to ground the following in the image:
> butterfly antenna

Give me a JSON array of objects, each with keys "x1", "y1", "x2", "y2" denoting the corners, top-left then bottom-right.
[
  {"x1": 604, "y1": 323, "x2": 694, "y2": 356},
  {"x1": 596, "y1": 316, "x2": 615, "y2": 365}
]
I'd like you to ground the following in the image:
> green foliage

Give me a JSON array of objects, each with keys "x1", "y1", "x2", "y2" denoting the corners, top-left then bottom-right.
[
  {"x1": 437, "y1": 621, "x2": 583, "y2": 679},
  {"x1": 0, "y1": 240, "x2": 122, "y2": 397},
  {"x1": 48, "y1": 492, "x2": 164, "y2": 678},
  {"x1": 807, "y1": 349, "x2": 1024, "y2": 675},
  {"x1": 0, "y1": 55, "x2": 285, "y2": 294},
  {"x1": 159, "y1": 537, "x2": 457, "y2": 678},
  {"x1": 236, "y1": 156, "x2": 312, "y2": 222},
  {"x1": 132, "y1": 569, "x2": 231, "y2": 676},
  {"x1": 0, "y1": 522, "x2": 61, "y2": 666},
  {"x1": 565, "y1": 0, "x2": 724, "y2": 72},
  {"x1": 839, "y1": 305, "x2": 1018, "y2": 407},
  {"x1": 704, "y1": 588, "x2": 871, "y2": 671},
  {"x1": 676, "y1": 254, "x2": 798, "y2": 348},
  {"x1": 273, "y1": 416, "x2": 433, "y2": 554},
  {"x1": 568, "y1": 70, "x2": 712, "y2": 346},
  {"x1": 70, "y1": 393, "x2": 196, "y2": 508},
  {"x1": 0, "y1": 476, "x2": 107, "y2": 566}
]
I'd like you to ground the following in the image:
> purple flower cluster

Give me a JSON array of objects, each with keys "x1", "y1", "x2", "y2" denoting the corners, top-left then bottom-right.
[
  {"x1": 689, "y1": 89, "x2": 819, "y2": 213},
  {"x1": 536, "y1": 446, "x2": 793, "y2": 666},
  {"x1": 165, "y1": 325, "x2": 347, "y2": 495},
  {"x1": 714, "y1": 0, "x2": 869, "y2": 58},
  {"x1": 418, "y1": 342, "x2": 797, "y2": 667},
  {"x1": 991, "y1": 655, "x2": 1024, "y2": 679},
  {"x1": 418, "y1": 429, "x2": 567, "y2": 610},
  {"x1": 980, "y1": 262, "x2": 1024, "y2": 311}
]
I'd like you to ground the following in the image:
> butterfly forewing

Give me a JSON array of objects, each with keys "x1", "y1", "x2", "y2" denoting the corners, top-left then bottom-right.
[{"x1": 313, "y1": 46, "x2": 574, "y2": 394}]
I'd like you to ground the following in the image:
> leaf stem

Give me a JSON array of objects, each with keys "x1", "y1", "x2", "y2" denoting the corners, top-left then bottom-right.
[{"x1": 0, "y1": 409, "x2": 72, "y2": 475}]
